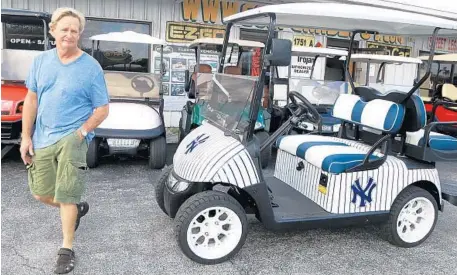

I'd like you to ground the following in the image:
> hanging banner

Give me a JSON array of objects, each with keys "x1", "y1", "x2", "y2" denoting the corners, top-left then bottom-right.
[
  {"x1": 366, "y1": 42, "x2": 412, "y2": 57},
  {"x1": 166, "y1": 21, "x2": 225, "y2": 43},
  {"x1": 427, "y1": 36, "x2": 457, "y2": 52}
]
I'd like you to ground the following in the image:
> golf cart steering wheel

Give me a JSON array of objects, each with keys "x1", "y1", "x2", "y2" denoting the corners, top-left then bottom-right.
[{"x1": 287, "y1": 91, "x2": 323, "y2": 130}]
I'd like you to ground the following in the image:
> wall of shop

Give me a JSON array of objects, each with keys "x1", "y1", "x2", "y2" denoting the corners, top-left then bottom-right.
[{"x1": 4, "y1": 0, "x2": 453, "y2": 128}]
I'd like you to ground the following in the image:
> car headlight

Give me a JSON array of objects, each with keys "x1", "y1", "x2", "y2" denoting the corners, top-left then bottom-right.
[
  {"x1": 167, "y1": 173, "x2": 190, "y2": 192},
  {"x1": 333, "y1": 124, "x2": 341, "y2": 132}
]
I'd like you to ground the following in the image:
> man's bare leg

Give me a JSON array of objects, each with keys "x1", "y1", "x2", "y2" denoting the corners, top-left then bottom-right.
[
  {"x1": 60, "y1": 203, "x2": 78, "y2": 249},
  {"x1": 34, "y1": 195, "x2": 61, "y2": 208}
]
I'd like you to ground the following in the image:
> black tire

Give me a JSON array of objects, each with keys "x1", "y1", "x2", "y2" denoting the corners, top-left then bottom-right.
[
  {"x1": 86, "y1": 138, "x2": 100, "y2": 168},
  {"x1": 382, "y1": 186, "x2": 438, "y2": 248},
  {"x1": 155, "y1": 165, "x2": 173, "y2": 216},
  {"x1": 178, "y1": 118, "x2": 185, "y2": 143},
  {"x1": 174, "y1": 190, "x2": 248, "y2": 265},
  {"x1": 255, "y1": 131, "x2": 271, "y2": 169},
  {"x1": 149, "y1": 136, "x2": 167, "y2": 169}
]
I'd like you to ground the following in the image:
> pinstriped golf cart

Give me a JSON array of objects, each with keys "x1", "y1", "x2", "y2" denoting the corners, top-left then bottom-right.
[
  {"x1": 155, "y1": 3, "x2": 457, "y2": 265},
  {"x1": 180, "y1": 37, "x2": 272, "y2": 168},
  {"x1": 270, "y1": 46, "x2": 349, "y2": 136}
]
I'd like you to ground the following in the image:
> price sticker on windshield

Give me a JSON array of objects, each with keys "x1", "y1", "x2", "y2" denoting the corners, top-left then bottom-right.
[{"x1": 293, "y1": 35, "x2": 315, "y2": 47}]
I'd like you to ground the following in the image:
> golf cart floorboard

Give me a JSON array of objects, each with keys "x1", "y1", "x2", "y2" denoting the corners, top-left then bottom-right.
[
  {"x1": 265, "y1": 177, "x2": 389, "y2": 229},
  {"x1": 267, "y1": 177, "x2": 328, "y2": 220},
  {"x1": 442, "y1": 181, "x2": 457, "y2": 206}
]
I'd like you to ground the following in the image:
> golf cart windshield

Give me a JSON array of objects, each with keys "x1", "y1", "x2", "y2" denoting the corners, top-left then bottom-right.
[
  {"x1": 289, "y1": 79, "x2": 346, "y2": 106},
  {"x1": 89, "y1": 31, "x2": 166, "y2": 101},
  {"x1": 198, "y1": 73, "x2": 257, "y2": 134},
  {"x1": 342, "y1": 54, "x2": 422, "y2": 94},
  {"x1": 104, "y1": 71, "x2": 161, "y2": 100}
]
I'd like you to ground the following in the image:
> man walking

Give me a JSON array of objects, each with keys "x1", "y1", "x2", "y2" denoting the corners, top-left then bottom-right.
[{"x1": 20, "y1": 7, "x2": 109, "y2": 274}]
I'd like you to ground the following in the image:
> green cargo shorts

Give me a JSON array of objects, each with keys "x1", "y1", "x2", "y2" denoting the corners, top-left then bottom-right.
[{"x1": 26, "y1": 131, "x2": 88, "y2": 204}]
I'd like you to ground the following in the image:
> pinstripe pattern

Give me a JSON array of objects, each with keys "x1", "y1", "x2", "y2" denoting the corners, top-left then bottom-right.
[
  {"x1": 173, "y1": 123, "x2": 260, "y2": 187},
  {"x1": 274, "y1": 147, "x2": 441, "y2": 214}
]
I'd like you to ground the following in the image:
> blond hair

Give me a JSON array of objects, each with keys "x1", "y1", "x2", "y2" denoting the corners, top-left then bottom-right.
[{"x1": 49, "y1": 7, "x2": 86, "y2": 33}]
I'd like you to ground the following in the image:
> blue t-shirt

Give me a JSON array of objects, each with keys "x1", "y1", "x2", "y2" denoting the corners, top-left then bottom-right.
[{"x1": 25, "y1": 48, "x2": 110, "y2": 149}]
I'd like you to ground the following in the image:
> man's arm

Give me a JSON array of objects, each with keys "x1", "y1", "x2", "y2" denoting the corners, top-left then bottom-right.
[
  {"x1": 22, "y1": 90, "x2": 38, "y2": 139},
  {"x1": 78, "y1": 104, "x2": 109, "y2": 136}
]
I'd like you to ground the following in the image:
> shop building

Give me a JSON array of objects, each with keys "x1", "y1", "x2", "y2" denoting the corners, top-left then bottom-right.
[{"x1": 2, "y1": 0, "x2": 457, "y2": 128}]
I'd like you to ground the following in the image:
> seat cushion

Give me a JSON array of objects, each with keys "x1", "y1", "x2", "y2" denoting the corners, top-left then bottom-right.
[
  {"x1": 276, "y1": 135, "x2": 381, "y2": 173},
  {"x1": 406, "y1": 129, "x2": 457, "y2": 151},
  {"x1": 332, "y1": 94, "x2": 405, "y2": 133}
]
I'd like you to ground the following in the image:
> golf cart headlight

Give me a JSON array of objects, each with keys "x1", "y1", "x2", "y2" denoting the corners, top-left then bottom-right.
[
  {"x1": 167, "y1": 174, "x2": 190, "y2": 192},
  {"x1": 255, "y1": 121, "x2": 263, "y2": 130}
]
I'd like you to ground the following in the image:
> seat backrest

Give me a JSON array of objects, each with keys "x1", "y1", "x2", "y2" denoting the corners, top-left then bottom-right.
[
  {"x1": 224, "y1": 65, "x2": 242, "y2": 75},
  {"x1": 332, "y1": 94, "x2": 405, "y2": 134},
  {"x1": 191, "y1": 64, "x2": 212, "y2": 80},
  {"x1": 441, "y1": 83, "x2": 457, "y2": 101}
]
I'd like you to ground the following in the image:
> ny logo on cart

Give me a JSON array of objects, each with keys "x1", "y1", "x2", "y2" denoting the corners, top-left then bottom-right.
[
  {"x1": 185, "y1": 133, "x2": 209, "y2": 154},
  {"x1": 351, "y1": 178, "x2": 376, "y2": 207}
]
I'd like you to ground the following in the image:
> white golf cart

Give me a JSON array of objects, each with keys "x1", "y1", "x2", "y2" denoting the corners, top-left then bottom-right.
[
  {"x1": 270, "y1": 46, "x2": 349, "y2": 136},
  {"x1": 340, "y1": 53, "x2": 423, "y2": 93},
  {"x1": 180, "y1": 38, "x2": 272, "y2": 168},
  {"x1": 155, "y1": 3, "x2": 457, "y2": 264},
  {"x1": 88, "y1": 31, "x2": 167, "y2": 169}
]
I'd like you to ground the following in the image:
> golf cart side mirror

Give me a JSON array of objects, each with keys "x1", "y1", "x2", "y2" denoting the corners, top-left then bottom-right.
[
  {"x1": 265, "y1": 38, "x2": 292, "y2": 67},
  {"x1": 184, "y1": 69, "x2": 190, "y2": 92}
]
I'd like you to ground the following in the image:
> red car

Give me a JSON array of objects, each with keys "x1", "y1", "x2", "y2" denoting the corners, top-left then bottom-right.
[{"x1": 1, "y1": 8, "x2": 53, "y2": 158}]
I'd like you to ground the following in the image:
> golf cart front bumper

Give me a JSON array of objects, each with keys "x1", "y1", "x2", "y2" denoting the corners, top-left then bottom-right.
[
  {"x1": 163, "y1": 171, "x2": 200, "y2": 218},
  {"x1": 94, "y1": 127, "x2": 164, "y2": 155}
]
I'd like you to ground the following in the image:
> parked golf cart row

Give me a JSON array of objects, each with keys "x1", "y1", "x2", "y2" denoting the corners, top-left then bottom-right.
[
  {"x1": 154, "y1": 2, "x2": 457, "y2": 266},
  {"x1": 417, "y1": 53, "x2": 457, "y2": 136}
]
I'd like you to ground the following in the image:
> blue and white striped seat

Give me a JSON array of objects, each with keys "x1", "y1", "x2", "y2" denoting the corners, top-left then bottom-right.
[
  {"x1": 276, "y1": 94, "x2": 404, "y2": 173},
  {"x1": 406, "y1": 129, "x2": 457, "y2": 151},
  {"x1": 276, "y1": 135, "x2": 383, "y2": 173}
]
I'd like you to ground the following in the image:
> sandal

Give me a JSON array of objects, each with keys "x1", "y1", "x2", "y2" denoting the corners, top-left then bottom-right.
[
  {"x1": 75, "y1": 201, "x2": 89, "y2": 231},
  {"x1": 54, "y1": 248, "x2": 75, "y2": 274}
]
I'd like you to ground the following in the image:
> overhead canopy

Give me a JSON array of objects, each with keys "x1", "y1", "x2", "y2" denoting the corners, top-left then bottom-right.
[
  {"x1": 223, "y1": 3, "x2": 457, "y2": 36},
  {"x1": 292, "y1": 46, "x2": 348, "y2": 57},
  {"x1": 188, "y1": 38, "x2": 265, "y2": 49},
  {"x1": 340, "y1": 54, "x2": 422, "y2": 64},
  {"x1": 89, "y1": 31, "x2": 166, "y2": 45},
  {"x1": 418, "y1": 53, "x2": 457, "y2": 62}
]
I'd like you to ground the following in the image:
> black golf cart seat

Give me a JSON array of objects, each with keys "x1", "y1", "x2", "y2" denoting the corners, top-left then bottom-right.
[{"x1": 276, "y1": 87, "x2": 457, "y2": 174}]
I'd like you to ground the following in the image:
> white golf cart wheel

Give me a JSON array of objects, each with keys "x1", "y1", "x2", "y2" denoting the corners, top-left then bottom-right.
[
  {"x1": 384, "y1": 186, "x2": 438, "y2": 247},
  {"x1": 175, "y1": 191, "x2": 248, "y2": 265},
  {"x1": 149, "y1": 136, "x2": 166, "y2": 169}
]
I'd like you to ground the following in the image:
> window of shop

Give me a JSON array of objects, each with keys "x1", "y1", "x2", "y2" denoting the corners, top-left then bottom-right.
[
  {"x1": 81, "y1": 18, "x2": 151, "y2": 72},
  {"x1": 2, "y1": 15, "x2": 54, "y2": 51}
]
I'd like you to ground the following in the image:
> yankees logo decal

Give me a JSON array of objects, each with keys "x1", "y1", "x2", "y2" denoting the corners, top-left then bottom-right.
[
  {"x1": 351, "y1": 177, "x2": 377, "y2": 207},
  {"x1": 185, "y1": 133, "x2": 209, "y2": 154}
]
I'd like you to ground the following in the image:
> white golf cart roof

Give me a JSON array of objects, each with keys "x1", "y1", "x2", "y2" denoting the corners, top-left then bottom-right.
[
  {"x1": 292, "y1": 46, "x2": 348, "y2": 57},
  {"x1": 223, "y1": 3, "x2": 457, "y2": 36},
  {"x1": 188, "y1": 38, "x2": 264, "y2": 49},
  {"x1": 418, "y1": 54, "x2": 457, "y2": 62},
  {"x1": 340, "y1": 54, "x2": 422, "y2": 64},
  {"x1": 89, "y1": 31, "x2": 166, "y2": 45}
]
